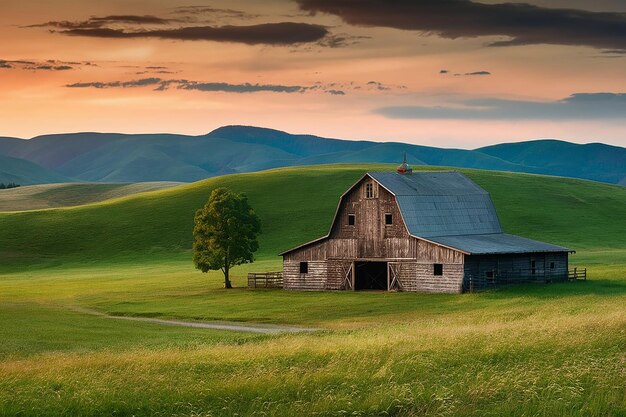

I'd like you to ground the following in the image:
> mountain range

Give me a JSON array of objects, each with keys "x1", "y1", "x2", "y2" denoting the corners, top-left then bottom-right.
[{"x1": 0, "y1": 125, "x2": 624, "y2": 186}]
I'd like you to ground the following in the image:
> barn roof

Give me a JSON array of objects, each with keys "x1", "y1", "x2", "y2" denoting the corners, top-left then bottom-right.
[
  {"x1": 367, "y1": 171, "x2": 571, "y2": 254},
  {"x1": 368, "y1": 171, "x2": 502, "y2": 238}
]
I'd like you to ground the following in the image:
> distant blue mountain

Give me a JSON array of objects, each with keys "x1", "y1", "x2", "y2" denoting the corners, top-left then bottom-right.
[{"x1": 0, "y1": 126, "x2": 624, "y2": 185}]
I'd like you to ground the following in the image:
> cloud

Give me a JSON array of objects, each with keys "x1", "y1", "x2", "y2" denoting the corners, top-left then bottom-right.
[
  {"x1": 55, "y1": 22, "x2": 329, "y2": 45},
  {"x1": 174, "y1": 80, "x2": 306, "y2": 93},
  {"x1": 464, "y1": 71, "x2": 491, "y2": 76},
  {"x1": 26, "y1": 65, "x2": 73, "y2": 71},
  {"x1": 0, "y1": 58, "x2": 82, "y2": 71},
  {"x1": 377, "y1": 93, "x2": 626, "y2": 120},
  {"x1": 296, "y1": 0, "x2": 626, "y2": 50},
  {"x1": 66, "y1": 78, "x2": 308, "y2": 93},
  {"x1": 27, "y1": 15, "x2": 176, "y2": 30},
  {"x1": 171, "y1": 6, "x2": 261, "y2": 20},
  {"x1": 63, "y1": 77, "x2": 374, "y2": 95},
  {"x1": 67, "y1": 78, "x2": 163, "y2": 89}
]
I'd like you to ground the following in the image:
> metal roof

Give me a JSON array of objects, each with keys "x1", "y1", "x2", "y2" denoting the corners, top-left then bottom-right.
[
  {"x1": 368, "y1": 171, "x2": 572, "y2": 255},
  {"x1": 427, "y1": 233, "x2": 572, "y2": 255},
  {"x1": 369, "y1": 171, "x2": 502, "y2": 238}
]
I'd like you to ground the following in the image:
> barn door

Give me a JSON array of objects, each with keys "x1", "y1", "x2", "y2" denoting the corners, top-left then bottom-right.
[
  {"x1": 341, "y1": 262, "x2": 354, "y2": 290},
  {"x1": 388, "y1": 262, "x2": 403, "y2": 291}
]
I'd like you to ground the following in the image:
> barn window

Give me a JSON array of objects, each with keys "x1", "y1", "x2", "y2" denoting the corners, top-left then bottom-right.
[
  {"x1": 433, "y1": 264, "x2": 443, "y2": 276},
  {"x1": 385, "y1": 213, "x2": 393, "y2": 225},
  {"x1": 486, "y1": 271, "x2": 494, "y2": 281},
  {"x1": 348, "y1": 214, "x2": 356, "y2": 226},
  {"x1": 299, "y1": 262, "x2": 308, "y2": 274},
  {"x1": 365, "y1": 183, "x2": 374, "y2": 198},
  {"x1": 550, "y1": 262, "x2": 555, "y2": 269}
]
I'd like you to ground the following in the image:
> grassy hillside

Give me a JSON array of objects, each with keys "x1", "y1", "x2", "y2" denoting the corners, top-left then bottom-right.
[
  {"x1": 1, "y1": 164, "x2": 625, "y2": 271},
  {"x1": 0, "y1": 182, "x2": 182, "y2": 212},
  {"x1": 0, "y1": 165, "x2": 625, "y2": 416},
  {"x1": 0, "y1": 154, "x2": 71, "y2": 185}
]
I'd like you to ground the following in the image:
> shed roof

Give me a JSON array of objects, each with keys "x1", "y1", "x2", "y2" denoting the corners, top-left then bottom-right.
[{"x1": 427, "y1": 233, "x2": 571, "y2": 255}]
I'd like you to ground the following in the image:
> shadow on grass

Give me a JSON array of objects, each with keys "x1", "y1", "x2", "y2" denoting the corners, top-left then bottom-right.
[{"x1": 483, "y1": 279, "x2": 626, "y2": 299}]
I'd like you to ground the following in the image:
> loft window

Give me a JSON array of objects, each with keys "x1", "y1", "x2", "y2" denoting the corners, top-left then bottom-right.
[
  {"x1": 385, "y1": 213, "x2": 393, "y2": 225},
  {"x1": 365, "y1": 183, "x2": 374, "y2": 198},
  {"x1": 348, "y1": 214, "x2": 356, "y2": 226},
  {"x1": 550, "y1": 262, "x2": 555, "y2": 269},
  {"x1": 434, "y1": 264, "x2": 443, "y2": 276},
  {"x1": 299, "y1": 262, "x2": 308, "y2": 274}
]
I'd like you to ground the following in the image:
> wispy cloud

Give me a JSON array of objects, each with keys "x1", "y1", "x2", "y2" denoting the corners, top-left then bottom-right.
[
  {"x1": 0, "y1": 58, "x2": 87, "y2": 71},
  {"x1": 26, "y1": 15, "x2": 178, "y2": 30},
  {"x1": 55, "y1": 22, "x2": 330, "y2": 46},
  {"x1": 377, "y1": 93, "x2": 626, "y2": 120},
  {"x1": 171, "y1": 6, "x2": 261, "y2": 20}
]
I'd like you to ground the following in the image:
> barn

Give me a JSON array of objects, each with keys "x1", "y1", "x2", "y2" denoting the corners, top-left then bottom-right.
[{"x1": 280, "y1": 161, "x2": 574, "y2": 293}]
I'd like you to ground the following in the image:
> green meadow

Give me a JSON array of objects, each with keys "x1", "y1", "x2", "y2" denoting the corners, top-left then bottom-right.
[{"x1": 1, "y1": 165, "x2": 625, "y2": 416}]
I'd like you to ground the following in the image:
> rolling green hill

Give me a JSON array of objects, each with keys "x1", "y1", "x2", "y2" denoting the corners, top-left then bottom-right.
[
  {"x1": 478, "y1": 139, "x2": 626, "y2": 184},
  {"x1": 1, "y1": 126, "x2": 624, "y2": 185},
  {"x1": 1, "y1": 164, "x2": 624, "y2": 271},
  {"x1": 0, "y1": 182, "x2": 182, "y2": 212},
  {"x1": 0, "y1": 154, "x2": 72, "y2": 185}
]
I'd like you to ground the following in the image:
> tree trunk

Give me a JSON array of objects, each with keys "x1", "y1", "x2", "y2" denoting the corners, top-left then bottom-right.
[{"x1": 224, "y1": 256, "x2": 232, "y2": 289}]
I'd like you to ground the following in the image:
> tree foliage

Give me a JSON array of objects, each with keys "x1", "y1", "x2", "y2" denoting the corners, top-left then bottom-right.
[
  {"x1": 0, "y1": 183, "x2": 20, "y2": 190},
  {"x1": 192, "y1": 188, "x2": 261, "y2": 288}
]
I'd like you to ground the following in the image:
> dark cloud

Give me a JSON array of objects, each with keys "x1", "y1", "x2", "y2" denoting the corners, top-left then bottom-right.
[
  {"x1": 171, "y1": 6, "x2": 261, "y2": 20},
  {"x1": 377, "y1": 93, "x2": 626, "y2": 120},
  {"x1": 57, "y1": 22, "x2": 329, "y2": 45},
  {"x1": 26, "y1": 65, "x2": 73, "y2": 71},
  {"x1": 64, "y1": 77, "x2": 363, "y2": 95},
  {"x1": 296, "y1": 0, "x2": 626, "y2": 50},
  {"x1": 27, "y1": 15, "x2": 176, "y2": 30},
  {"x1": 0, "y1": 59, "x2": 82, "y2": 71},
  {"x1": 464, "y1": 71, "x2": 491, "y2": 76},
  {"x1": 67, "y1": 78, "x2": 163, "y2": 89},
  {"x1": 440, "y1": 69, "x2": 449, "y2": 74},
  {"x1": 174, "y1": 80, "x2": 306, "y2": 93},
  {"x1": 66, "y1": 78, "x2": 308, "y2": 93}
]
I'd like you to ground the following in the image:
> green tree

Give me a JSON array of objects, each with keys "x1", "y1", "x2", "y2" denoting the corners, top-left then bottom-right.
[{"x1": 193, "y1": 188, "x2": 261, "y2": 288}]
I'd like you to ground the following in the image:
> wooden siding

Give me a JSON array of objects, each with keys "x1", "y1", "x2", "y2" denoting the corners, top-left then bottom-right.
[
  {"x1": 415, "y1": 263, "x2": 464, "y2": 293},
  {"x1": 283, "y1": 175, "x2": 467, "y2": 292},
  {"x1": 464, "y1": 252, "x2": 569, "y2": 290},
  {"x1": 283, "y1": 261, "x2": 327, "y2": 291},
  {"x1": 389, "y1": 261, "x2": 464, "y2": 293}
]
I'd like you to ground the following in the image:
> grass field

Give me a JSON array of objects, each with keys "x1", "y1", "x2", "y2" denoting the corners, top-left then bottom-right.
[
  {"x1": 0, "y1": 165, "x2": 625, "y2": 416},
  {"x1": 0, "y1": 182, "x2": 182, "y2": 212}
]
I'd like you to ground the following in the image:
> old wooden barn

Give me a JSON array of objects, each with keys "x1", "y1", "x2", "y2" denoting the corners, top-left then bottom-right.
[{"x1": 280, "y1": 161, "x2": 574, "y2": 293}]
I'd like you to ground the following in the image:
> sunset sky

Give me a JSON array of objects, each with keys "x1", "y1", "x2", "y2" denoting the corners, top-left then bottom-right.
[{"x1": 1, "y1": 0, "x2": 625, "y2": 148}]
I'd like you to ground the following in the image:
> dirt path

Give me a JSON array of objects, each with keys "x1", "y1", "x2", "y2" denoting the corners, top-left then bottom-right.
[{"x1": 72, "y1": 307, "x2": 319, "y2": 334}]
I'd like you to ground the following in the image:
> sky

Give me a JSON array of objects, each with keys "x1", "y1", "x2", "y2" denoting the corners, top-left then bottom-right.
[{"x1": 0, "y1": 0, "x2": 625, "y2": 148}]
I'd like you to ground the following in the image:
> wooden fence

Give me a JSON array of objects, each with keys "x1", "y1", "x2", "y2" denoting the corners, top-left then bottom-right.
[
  {"x1": 568, "y1": 267, "x2": 587, "y2": 281},
  {"x1": 248, "y1": 272, "x2": 283, "y2": 289}
]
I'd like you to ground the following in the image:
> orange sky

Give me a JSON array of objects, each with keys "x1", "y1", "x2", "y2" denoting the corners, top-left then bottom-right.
[{"x1": 0, "y1": 0, "x2": 625, "y2": 148}]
